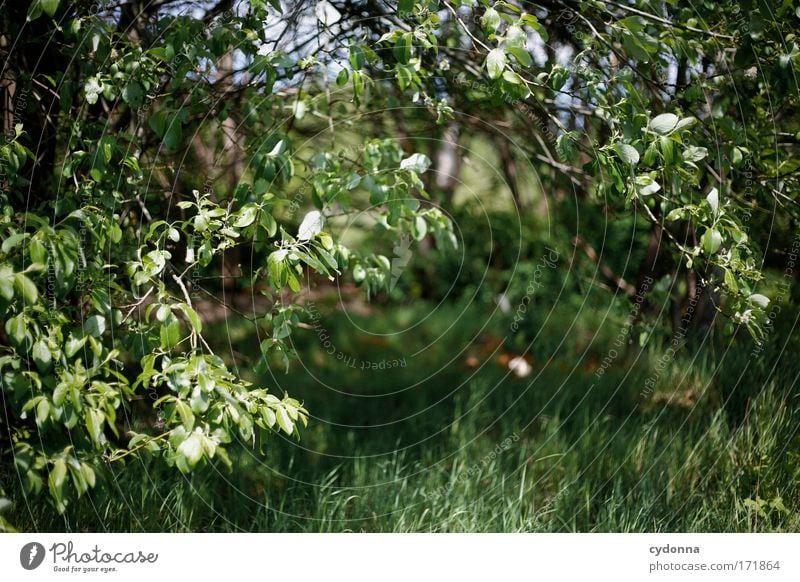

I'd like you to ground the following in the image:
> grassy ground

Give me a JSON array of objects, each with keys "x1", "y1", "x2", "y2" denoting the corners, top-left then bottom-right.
[{"x1": 8, "y1": 295, "x2": 800, "y2": 532}]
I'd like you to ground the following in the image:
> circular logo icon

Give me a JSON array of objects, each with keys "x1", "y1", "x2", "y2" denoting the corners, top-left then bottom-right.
[{"x1": 20, "y1": 542, "x2": 46, "y2": 570}]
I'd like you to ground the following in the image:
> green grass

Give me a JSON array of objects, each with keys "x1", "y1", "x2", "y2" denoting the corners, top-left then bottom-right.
[{"x1": 6, "y1": 297, "x2": 800, "y2": 532}]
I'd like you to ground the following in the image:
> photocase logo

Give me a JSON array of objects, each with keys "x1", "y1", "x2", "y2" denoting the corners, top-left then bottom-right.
[{"x1": 20, "y1": 542, "x2": 46, "y2": 570}]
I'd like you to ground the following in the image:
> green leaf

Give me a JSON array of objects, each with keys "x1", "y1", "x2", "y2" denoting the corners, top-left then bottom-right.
[
  {"x1": 400, "y1": 153, "x2": 431, "y2": 174},
  {"x1": 398, "y1": 0, "x2": 414, "y2": 15},
  {"x1": 260, "y1": 211, "x2": 278, "y2": 237},
  {"x1": 286, "y1": 269, "x2": 301, "y2": 293},
  {"x1": 84, "y1": 315, "x2": 107, "y2": 337},
  {"x1": 178, "y1": 432, "x2": 203, "y2": 466},
  {"x1": 506, "y1": 46, "x2": 532, "y2": 67},
  {"x1": 315, "y1": 246, "x2": 339, "y2": 271},
  {"x1": 648, "y1": 113, "x2": 679, "y2": 135},
  {"x1": 177, "y1": 303, "x2": 202, "y2": 333},
  {"x1": 268, "y1": 250, "x2": 287, "y2": 287},
  {"x1": 200, "y1": 433, "x2": 217, "y2": 458},
  {"x1": 659, "y1": 136, "x2": 677, "y2": 165},
  {"x1": 505, "y1": 25, "x2": 527, "y2": 49},
  {"x1": 683, "y1": 145, "x2": 708, "y2": 163},
  {"x1": 622, "y1": 34, "x2": 650, "y2": 62},
  {"x1": 706, "y1": 188, "x2": 719, "y2": 217},
  {"x1": 27, "y1": 0, "x2": 44, "y2": 20},
  {"x1": 412, "y1": 216, "x2": 427, "y2": 241},
  {"x1": 666, "y1": 208, "x2": 686, "y2": 221},
  {"x1": 353, "y1": 263, "x2": 366, "y2": 283},
  {"x1": 29, "y1": 237, "x2": 47, "y2": 264},
  {"x1": 0, "y1": 265, "x2": 14, "y2": 300},
  {"x1": 297, "y1": 210, "x2": 324, "y2": 241},
  {"x1": 555, "y1": 133, "x2": 577, "y2": 163},
  {"x1": 643, "y1": 142, "x2": 659, "y2": 165},
  {"x1": 769, "y1": 496, "x2": 788, "y2": 513},
  {"x1": 234, "y1": 204, "x2": 259, "y2": 228},
  {"x1": 481, "y1": 8, "x2": 501, "y2": 33},
  {"x1": 13, "y1": 273, "x2": 38, "y2": 304},
  {"x1": 614, "y1": 143, "x2": 640, "y2": 165},
  {"x1": 36, "y1": 398, "x2": 51, "y2": 426},
  {"x1": 261, "y1": 407, "x2": 277, "y2": 428},
  {"x1": 393, "y1": 34, "x2": 412, "y2": 65},
  {"x1": 267, "y1": 140, "x2": 285, "y2": 157},
  {"x1": 701, "y1": 228, "x2": 722, "y2": 255},
  {"x1": 2, "y1": 233, "x2": 26, "y2": 253},
  {"x1": 121, "y1": 81, "x2": 143, "y2": 108},
  {"x1": 53, "y1": 382, "x2": 68, "y2": 406},
  {"x1": 81, "y1": 463, "x2": 96, "y2": 488},
  {"x1": 190, "y1": 386, "x2": 209, "y2": 414},
  {"x1": 86, "y1": 409, "x2": 104, "y2": 446},
  {"x1": 521, "y1": 13, "x2": 548, "y2": 41},
  {"x1": 375, "y1": 254, "x2": 391, "y2": 272},
  {"x1": 674, "y1": 116, "x2": 697, "y2": 132},
  {"x1": 635, "y1": 174, "x2": 661, "y2": 196},
  {"x1": 275, "y1": 405, "x2": 294, "y2": 435},
  {"x1": 6, "y1": 314, "x2": 27, "y2": 347},
  {"x1": 32, "y1": 339, "x2": 52, "y2": 371},
  {"x1": 349, "y1": 45, "x2": 366, "y2": 69},
  {"x1": 144, "y1": 249, "x2": 169, "y2": 276},
  {"x1": 617, "y1": 16, "x2": 645, "y2": 33},
  {"x1": 48, "y1": 458, "x2": 67, "y2": 503},
  {"x1": 101, "y1": 139, "x2": 114, "y2": 164},
  {"x1": 502, "y1": 70, "x2": 523, "y2": 85},
  {"x1": 65, "y1": 334, "x2": 87, "y2": 358},
  {"x1": 724, "y1": 269, "x2": 739, "y2": 293},
  {"x1": 41, "y1": 0, "x2": 60, "y2": 17},
  {"x1": 159, "y1": 319, "x2": 182, "y2": 348},
  {"x1": 149, "y1": 111, "x2": 167, "y2": 137},
  {"x1": 176, "y1": 400, "x2": 195, "y2": 430},
  {"x1": 486, "y1": 48, "x2": 506, "y2": 80},
  {"x1": 273, "y1": 319, "x2": 292, "y2": 339},
  {"x1": 198, "y1": 374, "x2": 215, "y2": 393},
  {"x1": 194, "y1": 213, "x2": 209, "y2": 233},
  {"x1": 163, "y1": 122, "x2": 182, "y2": 149}
]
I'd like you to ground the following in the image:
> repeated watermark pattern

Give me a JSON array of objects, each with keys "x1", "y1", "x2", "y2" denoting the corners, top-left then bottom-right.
[
  {"x1": 510, "y1": 247, "x2": 560, "y2": 333},
  {"x1": 750, "y1": 231, "x2": 800, "y2": 357},
  {"x1": 306, "y1": 301, "x2": 406, "y2": 370},
  {"x1": 426, "y1": 433, "x2": 520, "y2": 500},
  {"x1": 594, "y1": 275, "x2": 653, "y2": 379},
  {"x1": 640, "y1": 283, "x2": 705, "y2": 399}
]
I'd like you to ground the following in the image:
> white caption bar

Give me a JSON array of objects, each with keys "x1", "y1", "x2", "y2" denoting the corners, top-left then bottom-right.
[{"x1": 1, "y1": 533, "x2": 798, "y2": 581}]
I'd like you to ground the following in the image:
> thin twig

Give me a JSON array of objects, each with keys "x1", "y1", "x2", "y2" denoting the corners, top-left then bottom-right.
[
  {"x1": 443, "y1": 1, "x2": 491, "y2": 52},
  {"x1": 574, "y1": 234, "x2": 637, "y2": 296},
  {"x1": 107, "y1": 430, "x2": 171, "y2": 463},
  {"x1": 171, "y1": 272, "x2": 198, "y2": 350},
  {"x1": 121, "y1": 286, "x2": 155, "y2": 322},
  {"x1": 599, "y1": 0, "x2": 735, "y2": 40}
]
